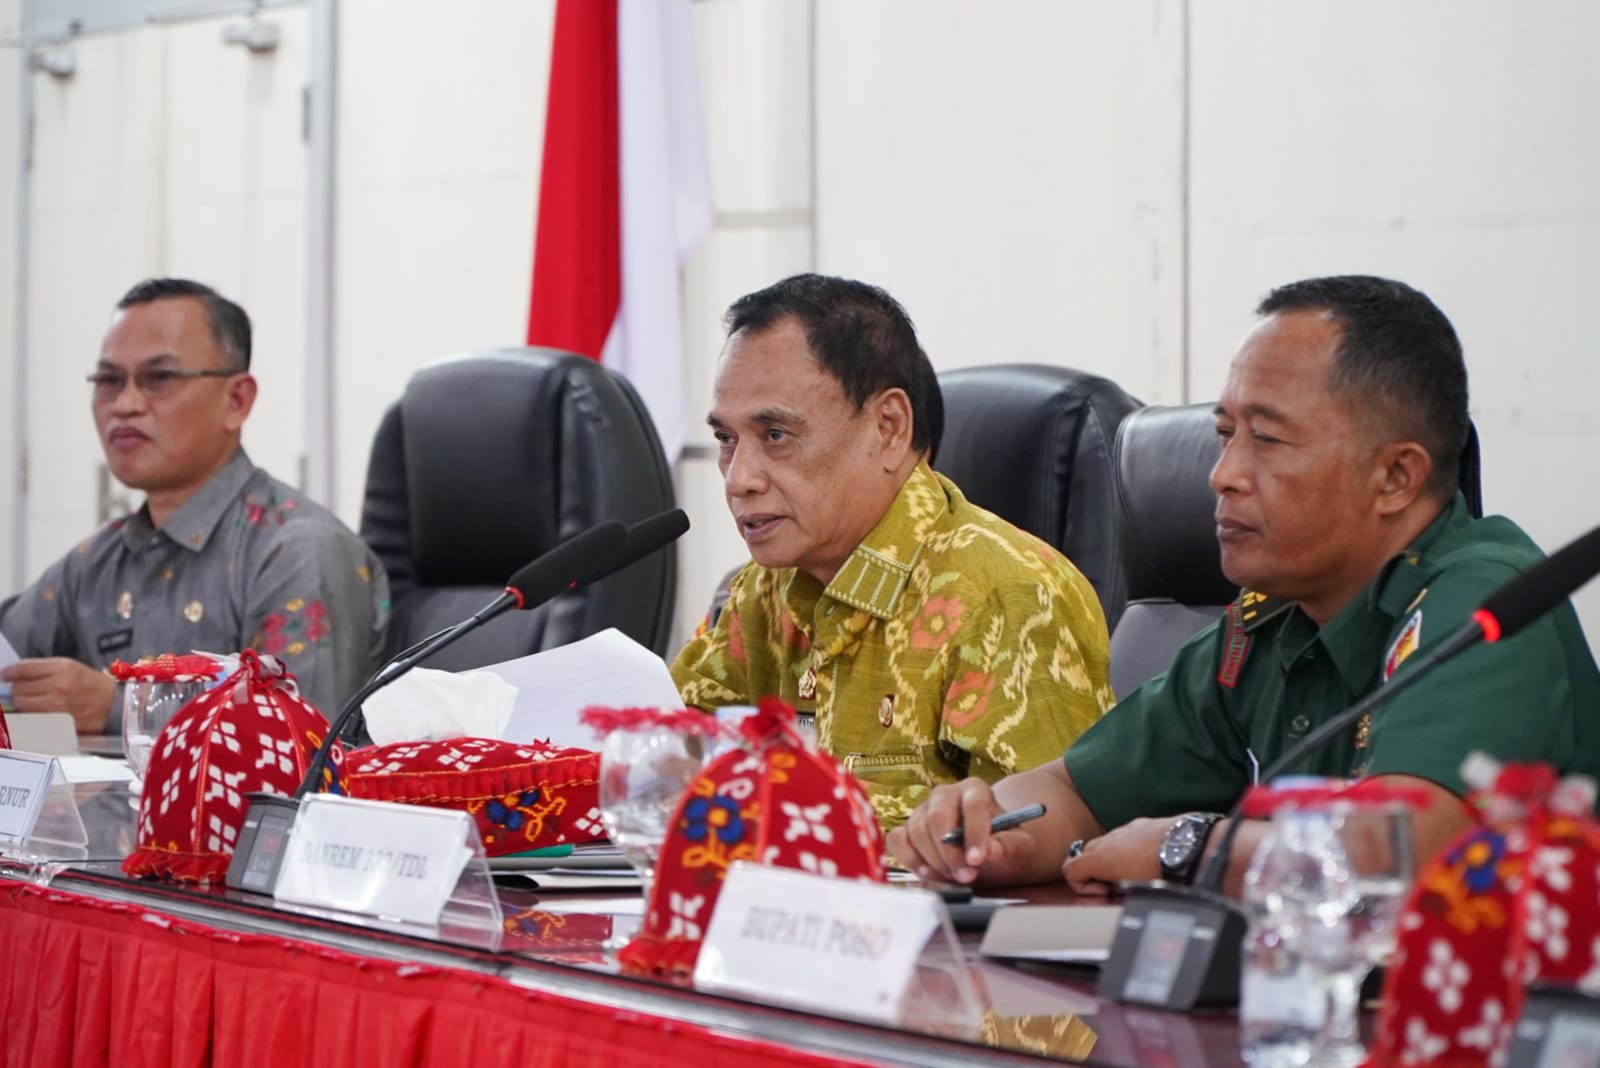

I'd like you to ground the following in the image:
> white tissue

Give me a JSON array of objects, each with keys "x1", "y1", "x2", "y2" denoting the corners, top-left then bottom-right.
[{"x1": 362, "y1": 666, "x2": 518, "y2": 745}]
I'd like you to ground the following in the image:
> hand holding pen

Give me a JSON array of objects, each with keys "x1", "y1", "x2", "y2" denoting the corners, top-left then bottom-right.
[{"x1": 939, "y1": 802, "x2": 1047, "y2": 846}]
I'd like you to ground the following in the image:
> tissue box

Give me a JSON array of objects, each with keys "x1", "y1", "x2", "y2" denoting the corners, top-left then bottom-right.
[{"x1": 337, "y1": 737, "x2": 604, "y2": 856}]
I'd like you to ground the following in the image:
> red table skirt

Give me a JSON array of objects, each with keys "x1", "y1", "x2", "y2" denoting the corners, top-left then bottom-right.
[{"x1": 0, "y1": 881, "x2": 860, "y2": 1068}]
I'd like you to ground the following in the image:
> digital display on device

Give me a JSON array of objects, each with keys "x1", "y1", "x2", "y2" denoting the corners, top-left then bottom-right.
[
  {"x1": 237, "y1": 809, "x2": 295, "y2": 893},
  {"x1": 1123, "y1": 908, "x2": 1196, "y2": 1004}
]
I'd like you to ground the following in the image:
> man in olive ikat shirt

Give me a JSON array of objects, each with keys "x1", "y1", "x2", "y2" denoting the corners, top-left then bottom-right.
[{"x1": 671, "y1": 275, "x2": 1114, "y2": 827}]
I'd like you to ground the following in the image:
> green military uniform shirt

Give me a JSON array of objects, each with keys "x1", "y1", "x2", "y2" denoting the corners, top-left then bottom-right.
[
  {"x1": 673, "y1": 462, "x2": 1116, "y2": 827},
  {"x1": 1068, "y1": 494, "x2": 1600, "y2": 830}
]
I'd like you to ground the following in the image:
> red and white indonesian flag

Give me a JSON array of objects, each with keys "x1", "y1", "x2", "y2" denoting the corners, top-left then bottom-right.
[{"x1": 526, "y1": 0, "x2": 714, "y2": 461}]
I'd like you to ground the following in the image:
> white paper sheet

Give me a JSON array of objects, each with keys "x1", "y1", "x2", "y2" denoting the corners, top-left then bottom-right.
[
  {"x1": 523, "y1": 895, "x2": 645, "y2": 916},
  {"x1": 55, "y1": 755, "x2": 137, "y2": 784},
  {"x1": 492, "y1": 629, "x2": 683, "y2": 750}
]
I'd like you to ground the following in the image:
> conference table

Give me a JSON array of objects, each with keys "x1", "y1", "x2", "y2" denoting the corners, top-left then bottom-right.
[{"x1": 0, "y1": 780, "x2": 1264, "y2": 1068}]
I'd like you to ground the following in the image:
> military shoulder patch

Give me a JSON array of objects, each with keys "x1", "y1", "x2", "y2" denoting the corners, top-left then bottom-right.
[
  {"x1": 1384, "y1": 609, "x2": 1423, "y2": 682},
  {"x1": 1218, "y1": 589, "x2": 1294, "y2": 688},
  {"x1": 1238, "y1": 588, "x2": 1294, "y2": 633}
]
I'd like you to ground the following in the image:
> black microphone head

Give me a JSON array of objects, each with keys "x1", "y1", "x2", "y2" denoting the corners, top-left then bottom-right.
[
  {"x1": 1478, "y1": 525, "x2": 1600, "y2": 641},
  {"x1": 565, "y1": 508, "x2": 690, "y2": 589},
  {"x1": 620, "y1": 508, "x2": 690, "y2": 564},
  {"x1": 505, "y1": 520, "x2": 629, "y2": 608}
]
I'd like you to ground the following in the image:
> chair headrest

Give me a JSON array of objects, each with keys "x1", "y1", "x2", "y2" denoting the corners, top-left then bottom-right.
[
  {"x1": 936, "y1": 365, "x2": 1139, "y2": 543},
  {"x1": 934, "y1": 364, "x2": 1142, "y2": 624},
  {"x1": 362, "y1": 348, "x2": 665, "y2": 589},
  {"x1": 1459, "y1": 421, "x2": 1484, "y2": 519},
  {"x1": 1112, "y1": 403, "x2": 1237, "y2": 606},
  {"x1": 1112, "y1": 405, "x2": 1487, "y2": 607}
]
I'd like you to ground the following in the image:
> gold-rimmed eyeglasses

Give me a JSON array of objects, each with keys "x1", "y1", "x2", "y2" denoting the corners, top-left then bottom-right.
[{"x1": 87, "y1": 367, "x2": 238, "y2": 401}]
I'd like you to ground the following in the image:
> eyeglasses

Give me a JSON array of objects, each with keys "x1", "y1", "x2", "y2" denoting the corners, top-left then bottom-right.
[{"x1": 86, "y1": 367, "x2": 238, "y2": 401}]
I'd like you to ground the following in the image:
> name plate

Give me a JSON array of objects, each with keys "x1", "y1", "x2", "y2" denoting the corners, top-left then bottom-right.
[
  {"x1": 694, "y1": 863, "x2": 942, "y2": 1025},
  {"x1": 0, "y1": 751, "x2": 54, "y2": 844},
  {"x1": 273, "y1": 795, "x2": 474, "y2": 927}
]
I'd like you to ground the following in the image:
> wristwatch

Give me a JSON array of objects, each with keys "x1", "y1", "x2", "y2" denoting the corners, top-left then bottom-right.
[{"x1": 1158, "y1": 812, "x2": 1225, "y2": 885}]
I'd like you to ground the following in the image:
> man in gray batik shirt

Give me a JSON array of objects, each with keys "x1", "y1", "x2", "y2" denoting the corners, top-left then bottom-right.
[{"x1": 0, "y1": 279, "x2": 389, "y2": 734}]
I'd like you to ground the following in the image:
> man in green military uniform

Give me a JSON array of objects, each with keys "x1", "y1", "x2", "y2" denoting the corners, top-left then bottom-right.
[
  {"x1": 672, "y1": 274, "x2": 1115, "y2": 827},
  {"x1": 889, "y1": 274, "x2": 1600, "y2": 894}
]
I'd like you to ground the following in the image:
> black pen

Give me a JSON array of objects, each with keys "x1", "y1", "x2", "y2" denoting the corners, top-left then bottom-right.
[{"x1": 939, "y1": 802, "x2": 1047, "y2": 846}]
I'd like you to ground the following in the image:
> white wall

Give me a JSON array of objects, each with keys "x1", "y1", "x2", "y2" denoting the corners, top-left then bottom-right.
[
  {"x1": 0, "y1": 0, "x2": 21, "y2": 579},
  {"x1": 23, "y1": 24, "x2": 165, "y2": 565},
  {"x1": 331, "y1": 0, "x2": 553, "y2": 520},
  {"x1": 1185, "y1": 0, "x2": 1600, "y2": 615},
  {"x1": 814, "y1": 0, "x2": 1186, "y2": 405},
  {"x1": 4, "y1": 0, "x2": 1598, "y2": 647}
]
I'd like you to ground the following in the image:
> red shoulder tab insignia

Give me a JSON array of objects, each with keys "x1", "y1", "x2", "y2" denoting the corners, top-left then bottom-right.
[
  {"x1": 1218, "y1": 602, "x2": 1251, "y2": 688},
  {"x1": 1218, "y1": 590, "x2": 1292, "y2": 689}
]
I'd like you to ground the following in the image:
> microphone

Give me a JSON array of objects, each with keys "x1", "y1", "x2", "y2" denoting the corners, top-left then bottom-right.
[
  {"x1": 308, "y1": 519, "x2": 630, "y2": 784},
  {"x1": 370, "y1": 509, "x2": 686, "y2": 669},
  {"x1": 618, "y1": 507, "x2": 691, "y2": 570},
  {"x1": 1475, "y1": 524, "x2": 1600, "y2": 642},
  {"x1": 1097, "y1": 523, "x2": 1600, "y2": 1011},
  {"x1": 224, "y1": 511, "x2": 690, "y2": 894}
]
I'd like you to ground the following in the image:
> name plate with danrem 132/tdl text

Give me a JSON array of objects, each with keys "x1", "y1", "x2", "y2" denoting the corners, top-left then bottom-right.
[{"x1": 272, "y1": 794, "x2": 475, "y2": 927}]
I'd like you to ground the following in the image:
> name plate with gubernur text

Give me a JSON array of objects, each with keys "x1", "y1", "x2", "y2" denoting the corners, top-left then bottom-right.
[{"x1": 0, "y1": 751, "x2": 54, "y2": 844}]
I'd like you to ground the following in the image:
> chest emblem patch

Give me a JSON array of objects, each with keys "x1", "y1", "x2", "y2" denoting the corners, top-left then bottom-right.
[{"x1": 1384, "y1": 609, "x2": 1423, "y2": 682}]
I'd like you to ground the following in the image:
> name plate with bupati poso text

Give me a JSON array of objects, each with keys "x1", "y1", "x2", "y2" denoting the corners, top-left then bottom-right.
[
  {"x1": 0, "y1": 750, "x2": 54, "y2": 844},
  {"x1": 273, "y1": 795, "x2": 474, "y2": 927},
  {"x1": 694, "y1": 863, "x2": 943, "y2": 1025}
]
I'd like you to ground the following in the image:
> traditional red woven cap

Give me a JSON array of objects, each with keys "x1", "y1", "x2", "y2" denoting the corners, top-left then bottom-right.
[
  {"x1": 1364, "y1": 756, "x2": 1600, "y2": 1067},
  {"x1": 108, "y1": 653, "x2": 225, "y2": 683},
  {"x1": 338, "y1": 737, "x2": 604, "y2": 856},
  {"x1": 123, "y1": 650, "x2": 339, "y2": 883},
  {"x1": 618, "y1": 696, "x2": 888, "y2": 979}
]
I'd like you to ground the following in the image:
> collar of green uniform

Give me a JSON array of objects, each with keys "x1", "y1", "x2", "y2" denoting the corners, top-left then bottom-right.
[
  {"x1": 122, "y1": 448, "x2": 256, "y2": 556},
  {"x1": 802, "y1": 461, "x2": 951, "y2": 622},
  {"x1": 1273, "y1": 493, "x2": 1471, "y2": 692},
  {"x1": 1367, "y1": 492, "x2": 1473, "y2": 617}
]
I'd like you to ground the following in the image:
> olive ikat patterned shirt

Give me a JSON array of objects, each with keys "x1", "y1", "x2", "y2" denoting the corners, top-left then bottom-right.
[
  {"x1": 1, "y1": 449, "x2": 390, "y2": 731},
  {"x1": 672, "y1": 462, "x2": 1115, "y2": 827}
]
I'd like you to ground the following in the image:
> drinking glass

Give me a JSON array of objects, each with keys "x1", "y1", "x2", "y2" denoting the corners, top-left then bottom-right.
[
  {"x1": 122, "y1": 679, "x2": 208, "y2": 778},
  {"x1": 1321, "y1": 801, "x2": 1414, "y2": 1067},
  {"x1": 596, "y1": 723, "x2": 708, "y2": 894},
  {"x1": 1332, "y1": 801, "x2": 1414, "y2": 970}
]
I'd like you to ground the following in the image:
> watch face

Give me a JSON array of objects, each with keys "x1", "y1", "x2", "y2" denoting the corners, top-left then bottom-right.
[{"x1": 1160, "y1": 816, "x2": 1205, "y2": 874}]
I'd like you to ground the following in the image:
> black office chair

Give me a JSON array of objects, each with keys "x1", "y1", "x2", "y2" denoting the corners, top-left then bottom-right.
[
  {"x1": 933, "y1": 364, "x2": 1143, "y2": 629},
  {"x1": 359, "y1": 348, "x2": 678, "y2": 669},
  {"x1": 1107, "y1": 404, "x2": 1236, "y2": 698},
  {"x1": 1107, "y1": 404, "x2": 1486, "y2": 698}
]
